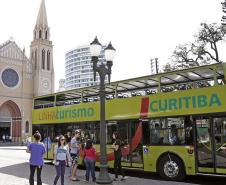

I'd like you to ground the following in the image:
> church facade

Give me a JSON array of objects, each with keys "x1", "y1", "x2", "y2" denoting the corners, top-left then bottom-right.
[{"x1": 0, "y1": 0, "x2": 54, "y2": 143}]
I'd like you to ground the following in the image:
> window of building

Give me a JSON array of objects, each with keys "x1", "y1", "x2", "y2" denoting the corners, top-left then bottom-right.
[
  {"x1": 47, "y1": 51, "x2": 50, "y2": 70},
  {"x1": 42, "y1": 49, "x2": 45, "y2": 69},
  {"x1": 35, "y1": 49, "x2": 37, "y2": 69},
  {"x1": 39, "y1": 30, "x2": 42, "y2": 39},
  {"x1": 25, "y1": 121, "x2": 29, "y2": 133},
  {"x1": 45, "y1": 31, "x2": 48, "y2": 39}
]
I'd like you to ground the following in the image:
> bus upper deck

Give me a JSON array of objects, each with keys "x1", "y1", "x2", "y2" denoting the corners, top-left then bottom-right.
[{"x1": 34, "y1": 63, "x2": 226, "y2": 110}]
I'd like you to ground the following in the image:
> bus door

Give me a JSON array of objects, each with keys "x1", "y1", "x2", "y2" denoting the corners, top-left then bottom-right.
[
  {"x1": 33, "y1": 125, "x2": 54, "y2": 159},
  {"x1": 195, "y1": 116, "x2": 226, "y2": 174},
  {"x1": 116, "y1": 121, "x2": 143, "y2": 169}
]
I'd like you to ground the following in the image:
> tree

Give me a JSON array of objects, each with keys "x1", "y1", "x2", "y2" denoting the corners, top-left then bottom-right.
[
  {"x1": 169, "y1": 42, "x2": 206, "y2": 70},
  {"x1": 162, "y1": 62, "x2": 175, "y2": 72},
  {"x1": 195, "y1": 22, "x2": 225, "y2": 63},
  {"x1": 162, "y1": 23, "x2": 225, "y2": 72}
]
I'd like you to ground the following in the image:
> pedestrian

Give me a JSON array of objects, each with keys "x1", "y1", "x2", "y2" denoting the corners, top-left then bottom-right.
[
  {"x1": 83, "y1": 139, "x2": 96, "y2": 182},
  {"x1": 2, "y1": 134, "x2": 5, "y2": 143},
  {"x1": 9, "y1": 135, "x2": 12, "y2": 143},
  {"x1": 6, "y1": 134, "x2": 9, "y2": 142},
  {"x1": 112, "y1": 131, "x2": 127, "y2": 181},
  {"x1": 69, "y1": 130, "x2": 81, "y2": 181},
  {"x1": 65, "y1": 132, "x2": 71, "y2": 167},
  {"x1": 26, "y1": 131, "x2": 46, "y2": 185},
  {"x1": 25, "y1": 136, "x2": 30, "y2": 146},
  {"x1": 53, "y1": 135, "x2": 71, "y2": 185}
]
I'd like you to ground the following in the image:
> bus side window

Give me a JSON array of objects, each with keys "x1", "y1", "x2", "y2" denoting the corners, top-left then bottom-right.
[{"x1": 149, "y1": 119, "x2": 163, "y2": 145}]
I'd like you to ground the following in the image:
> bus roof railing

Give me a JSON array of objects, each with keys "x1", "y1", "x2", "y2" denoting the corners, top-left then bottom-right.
[{"x1": 34, "y1": 62, "x2": 226, "y2": 108}]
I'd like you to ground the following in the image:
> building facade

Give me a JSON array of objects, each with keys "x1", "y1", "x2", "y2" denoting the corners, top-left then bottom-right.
[
  {"x1": 65, "y1": 45, "x2": 107, "y2": 90},
  {"x1": 0, "y1": 0, "x2": 54, "y2": 143},
  {"x1": 57, "y1": 79, "x2": 66, "y2": 92}
]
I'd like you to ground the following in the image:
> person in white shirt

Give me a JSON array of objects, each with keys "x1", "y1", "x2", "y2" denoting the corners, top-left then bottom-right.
[{"x1": 53, "y1": 135, "x2": 71, "y2": 185}]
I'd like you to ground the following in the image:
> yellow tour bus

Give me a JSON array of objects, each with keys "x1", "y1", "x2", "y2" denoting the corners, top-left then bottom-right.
[{"x1": 32, "y1": 63, "x2": 226, "y2": 181}]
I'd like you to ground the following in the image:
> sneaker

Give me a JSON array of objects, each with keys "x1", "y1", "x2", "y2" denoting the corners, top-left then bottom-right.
[
  {"x1": 121, "y1": 176, "x2": 128, "y2": 180},
  {"x1": 113, "y1": 177, "x2": 119, "y2": 181},
  {"x1": 70, "y1": 177, "x2": 80, "y2": 181}
]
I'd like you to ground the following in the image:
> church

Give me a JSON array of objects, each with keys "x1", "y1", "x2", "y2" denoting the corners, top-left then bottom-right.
[{"x1": 0, "y1": 0, "x2": 54, "y2": 143}]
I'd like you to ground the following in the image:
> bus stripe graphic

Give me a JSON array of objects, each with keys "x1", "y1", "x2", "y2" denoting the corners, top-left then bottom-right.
[{"x1": 140, "y1": 97, "x2": 149, "y2": 119}]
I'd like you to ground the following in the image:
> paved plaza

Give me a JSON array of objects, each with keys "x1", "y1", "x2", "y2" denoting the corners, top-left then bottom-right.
[{"x1": 0, "y1": 146, "x2": 225, "y2": 185}]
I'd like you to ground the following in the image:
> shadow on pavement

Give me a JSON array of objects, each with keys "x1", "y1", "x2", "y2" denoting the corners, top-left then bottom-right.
[
  {"x1": 0, "y1": 162, "x2": 226, "y2": 185},
  {"x1": 0, "y1": 162, "x2": 30, "y2": 179},
  {"x1": 0, "y1": 162, "x2": 87, "y2": 185},
  {"x1": 122, "y1": 169, "x2": 226, "y2": 185}
]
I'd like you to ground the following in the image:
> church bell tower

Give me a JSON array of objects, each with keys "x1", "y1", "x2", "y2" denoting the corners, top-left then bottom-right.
[{"x1": 31, "y1": 0, "x2": 54, "y2": 96}]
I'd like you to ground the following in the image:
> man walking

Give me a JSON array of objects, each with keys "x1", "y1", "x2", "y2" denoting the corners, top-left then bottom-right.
[{"x1": 69, "y1": 130, "x2": 81, "y2": 181}]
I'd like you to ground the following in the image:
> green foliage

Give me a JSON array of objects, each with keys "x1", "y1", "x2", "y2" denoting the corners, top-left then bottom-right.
[{"x1": 162, "y1": 23, "x2": 226, "y2": 72}]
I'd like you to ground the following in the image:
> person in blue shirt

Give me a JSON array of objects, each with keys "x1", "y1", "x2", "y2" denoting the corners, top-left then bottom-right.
[{"x1": 26, "y1": 131, "x2": 46, "y2": 185}]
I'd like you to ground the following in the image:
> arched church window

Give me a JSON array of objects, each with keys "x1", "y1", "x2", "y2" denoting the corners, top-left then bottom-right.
[
  {"x1": 35, "y1": 49, "x2": 37, "y2": 69},
  {"x1": 25, "y1": 121, "x2": 29, "y2": 133},
  {"x1": 42, "y1": 49, "x2": 45, "y2": 69},
  {"x1": 39, "y1": 30, "x2": 42, "y2": 39},
  {"x1": 47, "y1": 51, "x2": 50, "y2": 70},
  {"x1": 45, "y1": 31, "x2": 48, "y2": 40}
]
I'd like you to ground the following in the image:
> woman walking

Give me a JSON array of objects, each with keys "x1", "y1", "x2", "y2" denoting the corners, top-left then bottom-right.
[
  {"x1": 26, "y1": 131, "x2": 46, "y2": 185},
  {"x1": 53, "y1": 135, "x2": 71, "y2": 185},
  {"x1": 112, "y1": 131, "x2": 127, "y2": 181},
  {"x1": 83, "y1": 139, "x2": 96, "y2": 182}
]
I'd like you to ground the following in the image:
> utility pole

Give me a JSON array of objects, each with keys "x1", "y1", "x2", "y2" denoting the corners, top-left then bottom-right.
[{"x1": 222, "y1": 0, "x2": 226, "y2": 33}]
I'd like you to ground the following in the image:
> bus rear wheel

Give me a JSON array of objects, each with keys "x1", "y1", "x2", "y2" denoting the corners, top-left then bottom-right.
[{"x1": 158, "y1": 154, "x2": 185, "y2": 181}]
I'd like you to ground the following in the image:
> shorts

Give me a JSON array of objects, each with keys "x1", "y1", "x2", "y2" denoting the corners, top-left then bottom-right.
[{"x1": 70, "y1": 153, "x2": 79, "y2": 165}]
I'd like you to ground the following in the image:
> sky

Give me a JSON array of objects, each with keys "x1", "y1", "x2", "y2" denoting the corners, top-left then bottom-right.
[{"x1": 0, "y1": 0, "x2": 224, "y2": 89}]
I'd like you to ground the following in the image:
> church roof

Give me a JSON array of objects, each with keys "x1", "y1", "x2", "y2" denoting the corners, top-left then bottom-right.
[
  {"x1": 0, "y1": 39, "x2": 28, "y2": 61},
  {"x1": 35, "y1": 0, "x2": 48, "y2": 28}
]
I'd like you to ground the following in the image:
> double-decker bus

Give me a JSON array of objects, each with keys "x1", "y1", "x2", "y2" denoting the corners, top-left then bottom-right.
[{"x1": 32, "y1": 63, "x2": 226, "y2": 181}]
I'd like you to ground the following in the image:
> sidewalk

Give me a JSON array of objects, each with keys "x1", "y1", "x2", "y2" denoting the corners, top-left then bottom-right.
[
  {"x1": 0, "y1": 146, "x2": 187, "y2": 185},
  {"x1": 0, "y1": 146, "x2": 27, "y2": 150},
  {"x1": 0, "y1": 162, "x2": 172, "y2": 185}
]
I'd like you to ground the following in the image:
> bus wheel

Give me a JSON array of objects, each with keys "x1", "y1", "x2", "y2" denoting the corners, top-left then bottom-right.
[{"x1": 158, "y1": 154, "x2": 185, "y2": 181}]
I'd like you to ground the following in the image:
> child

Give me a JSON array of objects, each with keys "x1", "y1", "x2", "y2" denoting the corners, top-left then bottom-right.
[{"x1": 83, "y1": 139, "x2": 96, "y2": 182}]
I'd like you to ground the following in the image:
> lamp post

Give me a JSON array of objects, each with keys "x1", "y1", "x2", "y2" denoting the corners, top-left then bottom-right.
[{"x1": 90, "y1": 36, "x2": 116, "y2": 184}]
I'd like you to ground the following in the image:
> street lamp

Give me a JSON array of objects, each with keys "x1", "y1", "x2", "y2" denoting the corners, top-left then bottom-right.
[{"x1": 90, "y1": 36, "x2": 116, "y2": 184}]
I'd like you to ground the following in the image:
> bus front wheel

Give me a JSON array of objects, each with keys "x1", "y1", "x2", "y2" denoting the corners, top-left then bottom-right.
[{"x1": 158, "y1": 154, "x2": 185, "y2": 181}]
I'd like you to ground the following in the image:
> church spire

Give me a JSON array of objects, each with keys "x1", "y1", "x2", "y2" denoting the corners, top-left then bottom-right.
[
  {"x1": 31, "y1": 0, "x2": 54, "y2": 96},
  {"x1": 33, "y1": 0, "x2": 50, "y2": 41},
  {"x1": 36, "y1": 0, "x2": 48, "y2": 28}
]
